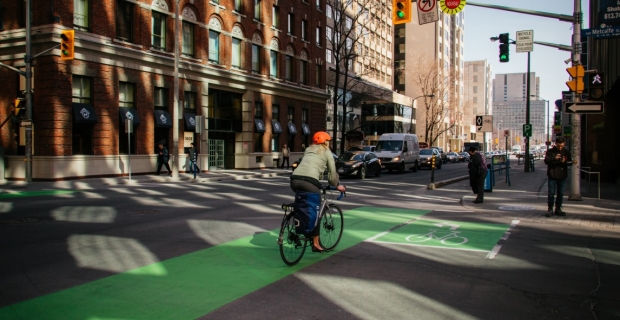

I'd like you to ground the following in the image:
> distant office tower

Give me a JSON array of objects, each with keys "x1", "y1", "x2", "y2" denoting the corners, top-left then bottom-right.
[{"x1": 464, "y1": 60, "x2": 493, "y2": 151}]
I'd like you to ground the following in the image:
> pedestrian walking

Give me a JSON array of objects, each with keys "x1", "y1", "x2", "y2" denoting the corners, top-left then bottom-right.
[
  {"x1": 544, "y1": 137, "x2": 573, "y2": 217},
  {"x1": 280, "y1": 144, "x2": 291, "y2": 169},
  {"x1": 156, "y1": 143, "x2": 171, "y2": 176},
  {"x1": 186, "y1": 142, "x2": 199, "y2": 182},
  {"x1": 467, "y1": 146, "x2": 488, "y2": 204}
]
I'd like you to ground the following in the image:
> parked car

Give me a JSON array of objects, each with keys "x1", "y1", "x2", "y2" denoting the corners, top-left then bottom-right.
[
  {"x1": 445, "y1": 152, "x2": 461, "y2": 163},
  {"x1": 458, "y1": 152, "x2": 470, "y2": 162},
  {"x1": 291, "y1": 153, "x2": 339, "y2": 174},
  {"x1": 418, "y1": 148, "x2": 442, "y2": 169},
  {"x1": 337, "y1": 151, "x2": 381, "y2": 179},
  {"x1": 431, "y1": 147, "x2": 447, "y2": 164}
]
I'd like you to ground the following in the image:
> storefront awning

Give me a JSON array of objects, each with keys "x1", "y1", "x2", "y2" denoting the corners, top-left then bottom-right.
[
  {"x1": 184, "y1": 113, "x2": 196, "y2": 130},
  {"x1": 119, "y1": 107, "x2": 141, "y2": 125},
  {"x1": 301, "y1": 123, "x2": 311, "y2": 135},
  {"x1": 287, "y1": 122, "x2": 297, "y2": 134},
  {"x1": 254, "y1": 119, "x2": 265, "y2": 133},
  {"x1": 272, "y1": 120, "x2": 283, "y2": 134},
  {"x1": 72, "y1": 103, "x2": 97, "y2": 124},
  {"x1": 154, "y1": 110, "x2": 172, "y2": 128}
]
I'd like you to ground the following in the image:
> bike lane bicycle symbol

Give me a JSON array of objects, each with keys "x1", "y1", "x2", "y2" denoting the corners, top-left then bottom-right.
[{"x1": 405, "y1": 221, "x2": 468, "y2": 245}]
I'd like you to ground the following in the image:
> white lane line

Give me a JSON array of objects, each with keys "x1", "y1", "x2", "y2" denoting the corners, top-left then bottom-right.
[
  {"x1": 369, "y1": 240, "x2": 491, "y2": 253},
  {"x1": 486, "y1": 219, "x2": 520, "y2": 260},
  {"x1": 365, "y1": 218, "x2": 419, "y2": 242}
]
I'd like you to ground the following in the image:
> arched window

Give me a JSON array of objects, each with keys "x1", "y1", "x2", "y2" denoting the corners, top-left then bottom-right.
[
  {"x1": 231, "y1": 25, "x2": 244, "y2": 69},
  {"x1": 269, "y1": 38, "x2": 279, "y2": 78},
  {"x1": 299, "y1": 50, "x2": 308, "y2": 85},
  {"x1": 251, "y1": 33, "x2": 263, "y2": 73},
  {"x1": 285, "y1": 45, "x2": 295, "y2": 81},
  {"x1": 182, "y1": 7, "x2": 198, "y2": 57},
  {"x1": 208, "y1": 17, "x2": 222, "y2": 63}
]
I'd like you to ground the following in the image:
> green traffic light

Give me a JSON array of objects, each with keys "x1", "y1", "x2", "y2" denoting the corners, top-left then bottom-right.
[
  {"x1": 62, "y1": 50, "x2": 70, "y2": 56},
  {"x1": 397, "y1": 11, "x2": 405, "y2": 18},
  {"x1": 500, "y1": 54, "x2": 507, "y2": 60}
]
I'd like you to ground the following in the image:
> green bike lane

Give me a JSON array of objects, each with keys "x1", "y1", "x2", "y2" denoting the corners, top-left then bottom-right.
[{"x1": 0, "y1": 206, "x2": 513, "y2": 319}]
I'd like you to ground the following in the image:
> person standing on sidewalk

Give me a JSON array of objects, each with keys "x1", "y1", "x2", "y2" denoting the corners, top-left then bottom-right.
[
  {"x1": 544, "y1": 137, "x2": 573, "y2": 217},
  {"x1": 280, "y1": 144, "x2": 291, "y2": 169},
  {"x1": 187, "y1": 142, "x2": 199, "y2": 182},
  {"x1": 156, "y1": 143, "x2": 171, "y2": 176},
  {"x1": 467, "y1": 146, "x2": 488, "y2": 204}
]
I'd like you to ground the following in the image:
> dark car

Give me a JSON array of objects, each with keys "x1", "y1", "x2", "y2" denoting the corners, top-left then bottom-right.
[
  {"x1": 459, "y1": 152, "x2": 470, "y2": 162},
  {"x1": 418, "y1": 148, "x2": 442, "y2": 169},
  {"x1": 337, "y1": 151, "x2": 381, "y2": 179},
  {"x1": 431, "y1": 147, "x2": 447, "y2": 164}
]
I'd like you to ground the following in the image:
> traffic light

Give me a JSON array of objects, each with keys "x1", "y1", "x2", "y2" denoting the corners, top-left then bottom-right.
[
  {"x1": 14, "y1": 98, "x2": 25, "y2": 117},
  {"x1": 566, "y1": 65, "x2": 584, "y2": 93},
  {"x1": 588, "y1": 72, "x2": 605, "y2": 100},
  {"x1": 392, "y1": 0, "x2": 411, "y2": 25},
  {"x1": 60, "y1": 29, "x2": 75, "y2": 60},
  {"x1": 498, "y1": 33, "x2": 509, "y2": 63}
]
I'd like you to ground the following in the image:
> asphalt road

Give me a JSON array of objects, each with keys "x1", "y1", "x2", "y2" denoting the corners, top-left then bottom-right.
[{"x1": 1, "y1": 160, "x2": 618, "y2": 319}]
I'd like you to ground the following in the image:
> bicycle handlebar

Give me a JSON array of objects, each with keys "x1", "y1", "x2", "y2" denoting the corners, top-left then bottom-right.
[{"x1": 323, "y1": 185, "x2": 346, "y2": 200}]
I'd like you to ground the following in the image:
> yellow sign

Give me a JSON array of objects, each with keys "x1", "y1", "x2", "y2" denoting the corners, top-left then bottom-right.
[{"x1": 439, "y1": 0, "x2": 466, "y2": 15}]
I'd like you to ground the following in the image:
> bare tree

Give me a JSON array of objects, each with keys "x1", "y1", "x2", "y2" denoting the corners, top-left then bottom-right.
[
  {"x1": 326, "y1": 0, "x2": 390, "y2": 154},
  {"x1": 406, "y1": 56, "x2": 458, "y2": 146}
]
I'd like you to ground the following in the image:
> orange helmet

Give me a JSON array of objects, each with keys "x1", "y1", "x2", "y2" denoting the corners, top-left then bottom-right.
[{"x1": 313, "y1": 131, "x2": 331, "y2": 144}]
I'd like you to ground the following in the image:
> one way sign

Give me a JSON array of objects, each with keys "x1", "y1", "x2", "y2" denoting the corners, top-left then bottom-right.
[
  {"x1": 476, "y1": 115, "x2": 493, "y2": 132},
  {"x1": 565, "y1": 101, "x2": 604, "y2": 114}
]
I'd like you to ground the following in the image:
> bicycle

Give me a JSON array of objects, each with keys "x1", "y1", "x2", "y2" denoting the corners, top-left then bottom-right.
[
  {"x1": 277, "y1": 185, "x2": 345, "y2": 266},
  {"x1": 405, "y1": 229, "x2": 468, "y2": 245}
]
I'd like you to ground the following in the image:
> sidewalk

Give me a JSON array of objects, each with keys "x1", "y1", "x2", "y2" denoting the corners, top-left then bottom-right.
[
  {"x1": 0, "y1": 168, "x2": 293, "y2": 191},
  {"x1": 458, "y1": 161, "x2": 620, "y2": 229}
]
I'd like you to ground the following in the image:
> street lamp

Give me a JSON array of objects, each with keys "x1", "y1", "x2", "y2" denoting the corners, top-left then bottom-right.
[
  {"x1": 409, "y1": 94, "x2": 435, "y2": 134},
  {"x1": 531, "y1": 95, "x2": 550, "y2": 151}
]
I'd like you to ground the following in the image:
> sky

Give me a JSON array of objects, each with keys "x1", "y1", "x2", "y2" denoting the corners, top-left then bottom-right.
[{"x1": 462, "y1": 0, "x2": 590, "y2": 114}]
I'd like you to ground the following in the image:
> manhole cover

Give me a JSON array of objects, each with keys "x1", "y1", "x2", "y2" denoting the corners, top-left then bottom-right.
[
  {"x1": 126, "y1": 210, "x2": 160, "y2": 215},
  {"x1": 0, "y1": 217, "x2": 41, "y2": 223},
  {"x1": 498, "y1": 206, "x2": 537, "y2": 211}
]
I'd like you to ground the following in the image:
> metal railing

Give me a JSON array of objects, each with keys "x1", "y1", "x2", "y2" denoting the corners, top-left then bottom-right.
[{"x1": 580, "y1": 167, "x2": 600, "y2": 199}]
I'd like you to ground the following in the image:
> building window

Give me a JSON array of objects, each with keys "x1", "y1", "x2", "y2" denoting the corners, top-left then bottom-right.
[
  {"x1": 151, "y1": 11, "x2": 166, "y2": 50},
  {"x1": 473, "y1": 86, "x2": 478, "y2": 93},
  {"x1": 232, "y1": 37, "x2": 242, "y2": 68},
  {"x1": 316, "y1": 0, "x2": 321, "y2": 10},
  {"x1": 272, "y1": 5, "x2": 279, "y2": 28},
  {"x1": 254, "y1": 0, "x2": 261, "y2": 20},
  {"x1": 271, "y1": 104, "x2": 280, "y2": 152},
  {"x1": 315, "y1": 63, "x2": 321, "y2": 87},
  {"x1": 300, "y1": 60, "x2": 307, "y2": 85},
  {"x1": 270, "y1": 50, "x2": 278, "y2": 78},
  {"x1": 73, "y1": 0, "x2": 90, "y2": 31},
  {"x1": 345, "y1": 16, "x2": 352, "y2": 29},
  {"x1": 287, "y1": 106, "x2": 295, "y2": 151},
  {"x1": 326, "y1": 26, "x2": 332, "y2": 41},
  {"x1": 473, "y1": 75, "x2": 478, "y2": 82},
  {"x1": 234, "y1": 0, "x2": 243, "y2": 12},
  {"x1": 254, "y1": 102, "x2": 263, "y2": 152},
  {"x1": 72, "y1": 76, "x2": 94, "y2": 155},
  {"x1": 285, "y1": 55, "x2": 293, "y2": 81},
  {"x1": 184, "y1": 91, "x2": 197, "y2": 110},
  {"x1": 209, "y1": 30, "x2": 220, "y2": 63},
  {"x1": 301, "y1": 20, "x2": 308, "y2": 41},
  {"x1": 72, "y1": 76, "x2": 92, "y2": 104},
  {"x1": 316, "y1": 27, "x2": 321, "y2": 46},
  {"x1": 119, "y1": 82, "x2": 136, "y2": 155},
  {"x1": 154, "y1": 87, "x2": 168, "y2": 108},
  {"x1": 252, "y1": 44, "x2": 261, "y2": 73},
  {"x1": 154, "y1": 87, "x2": 169, "y2": 153},
  {"x1": 326, "y1": 49, "x2": 332, "y2": 63},
  {"x1": 288, "y1": 13, "x2": 294, "y2": 35},
  {"x1": 119, "y1": 82, "x2": 135, "y2": 108},
  {"x1": 302, "y1": 108, "x2": 309, "y2": 147},
  {"x1": 182, "y1": 21, "x2": 195, "y2": 56},
  {"x1": 326, "y1": 4, "x2": 332, "y2": 18},
  {"x1": 116, "y1": 0, "x2": 133, "y2": 41},
  {"x1": 473, "y1": 97, "x2": 478, "y2": 103}
]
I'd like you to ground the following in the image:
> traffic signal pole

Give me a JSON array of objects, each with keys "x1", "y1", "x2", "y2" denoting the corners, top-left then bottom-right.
[
  {"x1": 568, "y1": 0, "x2": 582, "y2": 201},
  {"x1": 24, "y1": 0, "x2": 33, "y2": 182}
]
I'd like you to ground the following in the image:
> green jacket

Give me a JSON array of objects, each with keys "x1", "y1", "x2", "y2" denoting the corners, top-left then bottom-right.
[{"x1": 292, "y1": 144, "x2": 339, "y2": 186}]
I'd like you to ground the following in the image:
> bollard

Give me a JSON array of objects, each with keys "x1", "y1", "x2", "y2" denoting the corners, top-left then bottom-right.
[{"x1": 430, "y1": 155, "x2": 436, "y2": 184}]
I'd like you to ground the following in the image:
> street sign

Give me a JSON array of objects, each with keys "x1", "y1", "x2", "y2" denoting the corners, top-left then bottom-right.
[
  {"x1": 476, "y1": 115, "x2": 493, "y2": 132},
  {"x1": 523, "y1": 124, "x2": 532, "y2": 137},
  {"x1": 20, "y1": 120, "x2": 32, "y2": 127},
  {"x1": 565, "y1": 101, "x2": 604, "y2": 114},
  {"x1": 582, "y1": 26, "x2": 620, "y2": 39},
  {"x1": 417, "y1": 0, "x2": 439, "y2": 25},
  {"x1": 561, "y1": 91, "x2": 574, "y2": 109},
  {"x1": 439, "y1": 0, "x2": 465, "y2": 15},
  {"x1": 515, "y1": 30, "x2": 533, "y2": 53},
  {"x1": 503, "y1": 129, "x2": 510, "y2": 137}
]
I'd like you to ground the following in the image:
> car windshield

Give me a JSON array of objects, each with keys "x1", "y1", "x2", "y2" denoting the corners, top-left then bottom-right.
[
  {"x1": 340, "y1": 152, "x2": 365, "y2": 161},
  {"x1": 420, "y1": 149, "x2": 433, "y2": 155},
  {"x1": 376, "y1": 140, "x2": 403, "y2": 152},
  {"x1": 363, "y1": 146, "x2": 373, "y2": 151}
]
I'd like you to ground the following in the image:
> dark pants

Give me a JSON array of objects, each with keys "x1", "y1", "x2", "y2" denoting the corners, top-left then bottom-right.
[
  {"x1": 156, "y1": 161, "x2": 171, "y2": 175},
  {"x1": 547, "y1": 178, "x2": 567, "y2": 210},
  {"x1": 281, "y1": 157, "x2": 290, "y2": 169},
  {"x1": 470, "y1": 170, "x2": 487, "y2": 201},
  {"x1": 290, "y1": 178, "x2": 321, "y2": 237}
]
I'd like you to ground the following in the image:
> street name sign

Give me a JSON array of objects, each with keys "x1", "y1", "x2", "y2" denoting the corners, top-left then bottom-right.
[
  {"x1": 417, "y1": 0, "x2": 439, "y2": 25},
  {"x1": 476, "y1": 115, "x2": 493, "y2": 132},
  {"x1": 582, "y1": 26, "x2": 620, "y2": 39},
  {"x1": 516, "y1": 30, "x2": 533, "y2": 53},
  {"x1": 565, "y1": 101, "x2": 604, "y2": 114}
]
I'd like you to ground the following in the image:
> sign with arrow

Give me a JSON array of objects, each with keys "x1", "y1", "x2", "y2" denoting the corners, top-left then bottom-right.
[
  {"x1": 476, "y1": 115, "x2": 493, "y2": 132},
  {"x1": 565, "y1": 101, "x2": 604, "y2": 114}
]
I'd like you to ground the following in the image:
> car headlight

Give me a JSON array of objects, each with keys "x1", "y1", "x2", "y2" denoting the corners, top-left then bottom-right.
[
  {"x1": 392, "y1": 156, "x2": 400, "y2": 162},
  {"x1": 351, "y1": 162, "x2": 361, "y2": 168}
]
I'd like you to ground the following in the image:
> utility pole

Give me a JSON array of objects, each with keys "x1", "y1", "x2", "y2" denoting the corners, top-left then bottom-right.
[
  {"x1": 24, "y1": 0, "x2": 33, "y2": 182},
  {"x1": 172, "y1": 0, "x2": 180, "y2": 179},
  {"x1": 568, "y1": 0, "x2": 582, "y2": 200}
]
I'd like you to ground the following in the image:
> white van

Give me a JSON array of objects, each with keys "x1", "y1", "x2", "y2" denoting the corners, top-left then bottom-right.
[{"x1": 374, "y1": 133, "x2": 420, "y2": 173}]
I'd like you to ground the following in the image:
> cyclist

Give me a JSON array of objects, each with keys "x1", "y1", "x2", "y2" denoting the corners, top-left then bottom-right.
[{"x1": 290, "y1": 131, "x2": 346, "y2": 252}]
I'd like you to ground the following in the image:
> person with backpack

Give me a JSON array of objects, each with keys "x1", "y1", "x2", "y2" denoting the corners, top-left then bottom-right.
[
  {"x1": 290, "y1": 131, "x2": 346, "y2": 253},
  {"x1": 544, "y1": 137, "x2": 573, "y2": 217},
  {"x1": 467, "y1": 146, "x2": 488, "y2": 204}
]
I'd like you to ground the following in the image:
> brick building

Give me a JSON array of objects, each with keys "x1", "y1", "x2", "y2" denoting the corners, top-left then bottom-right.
[{"x1": 0, "y1": 0, "x2": 328, "y2": 180}]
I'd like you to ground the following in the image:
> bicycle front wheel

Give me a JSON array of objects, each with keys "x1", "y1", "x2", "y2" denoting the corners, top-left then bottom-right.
[
  {"x1": 319, "y1": 204, "x2": 344, "y2": 251},
  {"x1": 279, "y1": 214, "x2": 307, "y2": 266}
]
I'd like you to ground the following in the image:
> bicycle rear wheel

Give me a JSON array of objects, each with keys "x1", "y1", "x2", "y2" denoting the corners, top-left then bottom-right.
[
  {"x1": 279, "y1": 214, "x2": 307, "y2": 266},
  {"x1": 319, "y1": 204, "x2": 344, "y2": 251}
]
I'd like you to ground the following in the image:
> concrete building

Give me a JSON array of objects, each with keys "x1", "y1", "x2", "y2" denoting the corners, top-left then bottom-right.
[
  {"x1": 492, "y1": 73, "x2": 545, "y2": 150},
  {"x1": 393, "y1": 10, "x2": 465, "y2": 151},
  {"x1": 1, "y1": 0, "x2": 329, "y2": 180},
  {"x1": 464, "y1": 60, "x2": 493, "y2": 151}
]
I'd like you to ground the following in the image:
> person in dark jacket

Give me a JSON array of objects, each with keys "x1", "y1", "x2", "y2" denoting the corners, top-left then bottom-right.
[
  {"x1": 186, "y1": 142, "x2": 199, "y2": 182},
  {"x1": 467, "y1": 146, "x2": 488, "y2": 204},
  {"x1": 544, "y1": 137, "x2": 573, "y2": 216},
  {"x1": 156, "y1": 143, "x2": 171, "y2": 176}
]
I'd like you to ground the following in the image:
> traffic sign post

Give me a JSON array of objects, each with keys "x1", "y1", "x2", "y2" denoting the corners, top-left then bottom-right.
[
  {"x1": 515, "y1": 30, "x2": 533, "y2": 53},
  {"x1": 523, "y1": 124, "x2": 532, "y2": 137},
  {"x1": 417, "y1": 0, "x2": 439, "y2": 25},
  {"x1": 565, "y1": 101, "x2": 604, "y2": 114},
  {"x1": 476, "y1": 115, "x2": 493, "y2": 132}
]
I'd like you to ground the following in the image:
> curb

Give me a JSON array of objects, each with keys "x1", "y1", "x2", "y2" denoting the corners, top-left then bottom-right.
[
  {"x1": 117, "y1": 171, "x2": 292, "y2": 184},
  {"x1": 427, "y1": 175, "x2": 469, "y2": 189}
]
